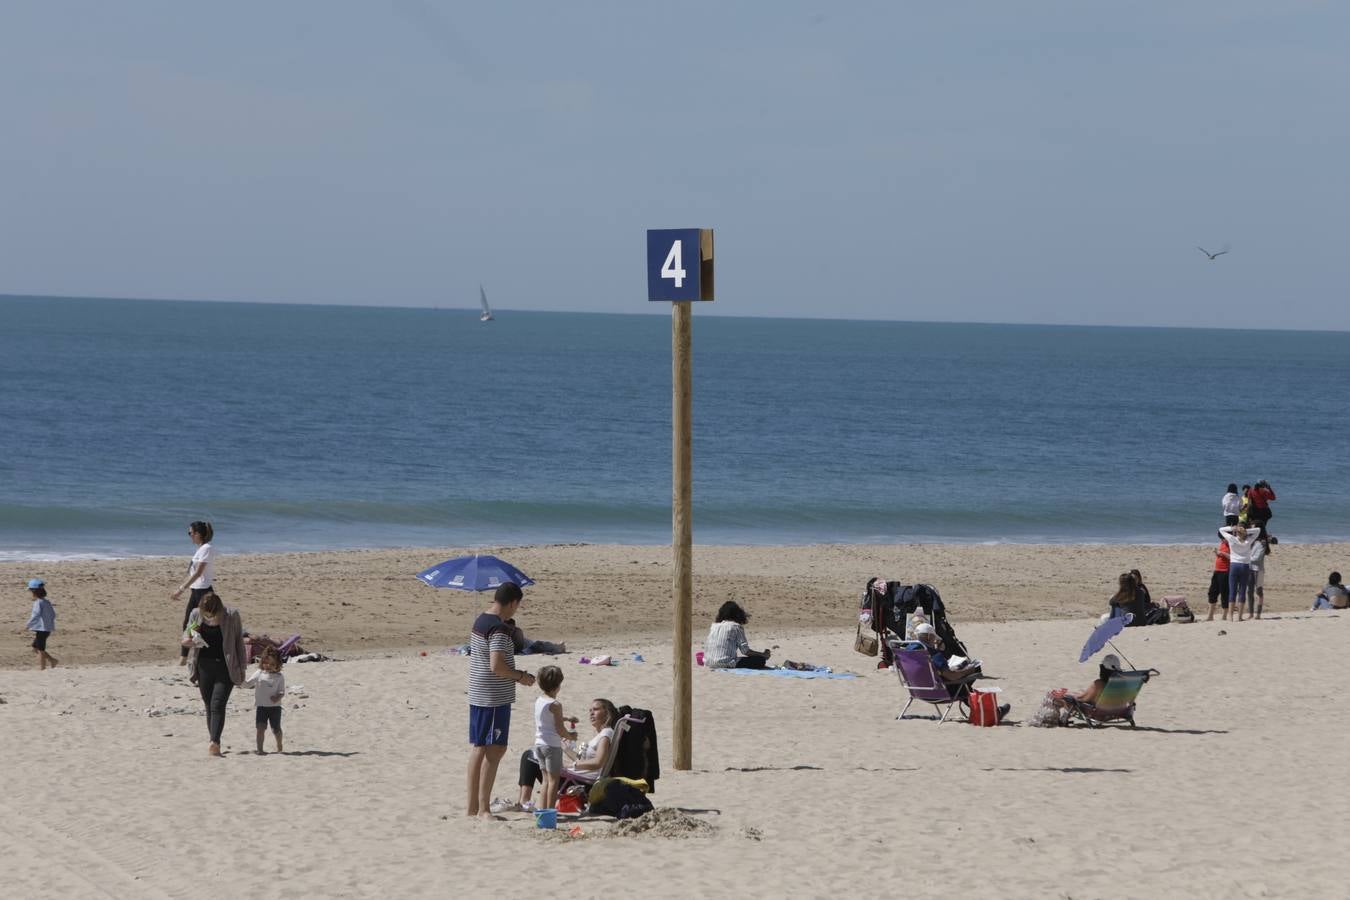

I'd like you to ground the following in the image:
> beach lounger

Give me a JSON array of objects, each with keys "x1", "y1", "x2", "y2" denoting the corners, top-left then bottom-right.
[
  {"x1": 559, "y1": 714, "x2": 645, "y2": 795},
  {"x1": 1062, "y1": 671, "x2": 1154, "y2": 728},
  {"x1": 889, "y1": 639, "x2": 975, "y2": 723}
]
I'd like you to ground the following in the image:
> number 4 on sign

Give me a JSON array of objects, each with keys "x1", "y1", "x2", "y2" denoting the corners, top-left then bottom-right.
[{"x1": 661, "y1": 240, "x2": 687, "y2": 288}]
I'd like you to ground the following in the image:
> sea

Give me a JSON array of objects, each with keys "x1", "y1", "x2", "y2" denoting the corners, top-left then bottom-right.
[{"x1": 1, "y1": 295, "x2": 1346, "y2": 561}]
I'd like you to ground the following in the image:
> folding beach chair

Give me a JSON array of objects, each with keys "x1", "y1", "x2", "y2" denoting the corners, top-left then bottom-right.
[
  {"x1": 559, "y1": 714, "x2": 645, "y2": 796},
  {"x1": 889, "y1": 639, "x2": 975, "y2": 723},
  {"x1": 1062, "y1": 671, "x2": 1155, "y2": 728}
]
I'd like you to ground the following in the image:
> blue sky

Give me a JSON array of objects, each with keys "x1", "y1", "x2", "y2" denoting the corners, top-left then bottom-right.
[{"x1": 2, "y1": 2, "x2": 1347, "y2": 328}]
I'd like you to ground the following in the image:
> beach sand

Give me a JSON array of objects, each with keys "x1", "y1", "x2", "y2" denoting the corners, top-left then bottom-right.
[
  {"x1": 2, "y1": 542, "x2": 1347, "y2": 898},
  {"x1": 2, "y1": 541, "x2": 1343, "y2": 668}
]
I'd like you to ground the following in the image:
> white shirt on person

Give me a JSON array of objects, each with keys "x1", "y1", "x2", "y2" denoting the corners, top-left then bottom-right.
[
  {"x1": 189, "y1": 542, "x2": 215, "y2": 589},
  {"x1": 1222, "y1": 492, "x2": 1240, "y2": 517},
  {"x1": 244, "y1": 669, "x2": 285, "y2": 707},
  {"x1": 535, "y1": 695, "x2": 564, "y2": 748},
  {"x1": 576, "y1": 726, "x2": 614, "y2": 763},
  {"x1": 1218, "y1": 527, "x2": 1261, "y2": 565}
]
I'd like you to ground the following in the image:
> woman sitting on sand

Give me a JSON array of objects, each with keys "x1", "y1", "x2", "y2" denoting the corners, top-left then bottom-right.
[
  {"x1": 1107, "y1": 573, "x2": 1145, "y2": 623},
  {"x1": 1130, "y1": 569, "x2": 1152, "y2": 609},
  {"x1": 704, "y1": 601, "x2": 772, "y2": 669},
  {"x1": 508, "y1": 698, "x2": 619, "y2": 812}
]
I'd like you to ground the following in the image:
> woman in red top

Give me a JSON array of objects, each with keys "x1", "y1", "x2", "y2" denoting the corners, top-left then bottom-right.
[
  {"x1": 1206, "y1": 538, "x2": 1231, "y2": 621},
  {"x1": 1248, "y1": 480, "x2": 1276, "y2": 529}
]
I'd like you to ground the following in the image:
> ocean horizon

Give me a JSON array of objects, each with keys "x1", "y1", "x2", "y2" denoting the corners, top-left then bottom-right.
[{"x1": 3, "y1": 294, "x2": 1346, "y2": 560}]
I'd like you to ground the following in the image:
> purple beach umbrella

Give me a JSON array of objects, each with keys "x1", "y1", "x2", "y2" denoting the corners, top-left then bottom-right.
[{"x1": 1079, "y1": 612, "x2": 1136, "y2": 668}]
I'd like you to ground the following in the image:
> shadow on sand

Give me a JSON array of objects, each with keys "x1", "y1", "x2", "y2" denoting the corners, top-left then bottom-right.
[{"x1": 986, "y1": 766, "x2": 1133, "y2": 774}]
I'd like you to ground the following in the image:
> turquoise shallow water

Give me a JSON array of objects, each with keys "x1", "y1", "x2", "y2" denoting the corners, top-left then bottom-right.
[{"x1": 1, "y1": 295, "x2": 1346, "y2": 559}]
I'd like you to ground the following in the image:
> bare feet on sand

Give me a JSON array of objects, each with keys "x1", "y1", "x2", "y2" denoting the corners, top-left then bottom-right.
[{"x1": 208, "y1": 743, "x2": 222, "y2": 757}]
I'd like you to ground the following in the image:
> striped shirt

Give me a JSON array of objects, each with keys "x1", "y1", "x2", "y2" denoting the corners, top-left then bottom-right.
[
  {"x1": 704, "y1": 621, "x2": 750, "y2": 668},
  {"x1": 468, "y1": 612, "x2": 516, "y2": 707}
]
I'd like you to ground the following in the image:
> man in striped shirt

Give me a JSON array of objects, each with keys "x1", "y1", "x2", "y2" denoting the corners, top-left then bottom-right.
[{"x1": 466, "y1": 582, "x2": 536, "y2": 819}]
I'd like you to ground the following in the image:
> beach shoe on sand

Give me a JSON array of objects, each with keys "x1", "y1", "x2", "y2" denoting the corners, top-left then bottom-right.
[{"x1": 490, "y1": 799, "x2": 526, "y2": 814}]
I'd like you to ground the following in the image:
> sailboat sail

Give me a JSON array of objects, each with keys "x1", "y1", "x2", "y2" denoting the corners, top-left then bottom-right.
[{"x1": 479, "y1": 285, "x2": 493, "y2": 322}]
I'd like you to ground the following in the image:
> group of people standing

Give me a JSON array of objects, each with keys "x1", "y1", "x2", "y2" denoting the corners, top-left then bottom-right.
[
  {"x1": 1207, "y1": 482, "x2": 1278, "y2": 621},
  {"x1": 464, "y1": 581, "x2": 624, "y2": 820}
]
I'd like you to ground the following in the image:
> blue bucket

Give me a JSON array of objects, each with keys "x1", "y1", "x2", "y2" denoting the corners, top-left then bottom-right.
[{"x1": 534, "y1": 808, "x2": 557, "y2": 829}]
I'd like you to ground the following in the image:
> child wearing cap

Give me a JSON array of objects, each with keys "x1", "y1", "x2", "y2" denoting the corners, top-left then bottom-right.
[{"x1": 25, "y1": 578, "x2": 57, "y2": 670}]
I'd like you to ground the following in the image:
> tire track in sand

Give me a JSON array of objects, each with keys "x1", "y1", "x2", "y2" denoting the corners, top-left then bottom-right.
[{"x1": 0, "y1": 799, "x2": 173, "y2": 900}]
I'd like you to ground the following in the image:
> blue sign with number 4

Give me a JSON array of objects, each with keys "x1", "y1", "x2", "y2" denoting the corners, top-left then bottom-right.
[{"x1": 647, "y1": 229, "x2": 713, "y2": 302}]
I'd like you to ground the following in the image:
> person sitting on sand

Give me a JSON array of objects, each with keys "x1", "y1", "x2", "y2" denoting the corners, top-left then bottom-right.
[
  {"x1": 1130, "y1": 569, "x2": 1152, "y2": 610},
  {"x1": 506, "y1": 618, "x2": 566, "y2": 656},
  {"x1": 1312, "y1": 572, "x2": 1349, "y2": 610},
  {"x1": 510, "y1": 698, "x2": 618, "y2": 813},
  {"x1": 704, "y1": 601, "x2": 772, "y2": 669},
  {"x1": 1107, "y1": 573, "x2": 1146, "y2": 623}
]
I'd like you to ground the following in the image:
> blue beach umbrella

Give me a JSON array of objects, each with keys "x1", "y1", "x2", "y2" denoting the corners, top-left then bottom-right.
[
  {"x1": 1079, "y1": 613, "x2": 1135, "y2": 668},
  {"x1": 415, "y1": 553, "x2": 535, "y2": 592}
]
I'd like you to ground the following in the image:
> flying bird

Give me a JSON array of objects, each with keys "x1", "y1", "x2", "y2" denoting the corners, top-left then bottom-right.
[{"x1": 1197, "y1": 245, "x2": 1230, "y2": 260}]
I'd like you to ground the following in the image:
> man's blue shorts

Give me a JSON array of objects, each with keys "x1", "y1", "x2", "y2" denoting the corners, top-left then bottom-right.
[{"x1": 468, "y1": 704, "x2": 511, "y2": 746}]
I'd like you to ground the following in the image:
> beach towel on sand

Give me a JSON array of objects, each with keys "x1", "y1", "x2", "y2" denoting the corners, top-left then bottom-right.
[{"x1": 713, "y1": 668, "x2": 858, "y2": 680}]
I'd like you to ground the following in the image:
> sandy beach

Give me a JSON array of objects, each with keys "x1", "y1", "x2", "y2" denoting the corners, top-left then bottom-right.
[
  {"x1": 3, "y1": 541, "x2": 1344, "y2": 668},
  {"x1": 4, "y1": 542, "x2": 1348, "y2": 898}
]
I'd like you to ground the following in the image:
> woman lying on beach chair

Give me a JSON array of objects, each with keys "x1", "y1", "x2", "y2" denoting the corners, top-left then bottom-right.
[{"x1": 1032, "y1": 655, "x2": 1158, "y2": 727}]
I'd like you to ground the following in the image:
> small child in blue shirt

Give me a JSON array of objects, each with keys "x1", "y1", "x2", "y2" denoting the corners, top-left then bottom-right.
[{"x1": 25, "y1": 578, "x2": 57, "y2": 670}]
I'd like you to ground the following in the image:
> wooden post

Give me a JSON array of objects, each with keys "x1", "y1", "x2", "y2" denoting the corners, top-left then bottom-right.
[{"x1": 672, "y1": 300, "x2": 693, "y2": 770}]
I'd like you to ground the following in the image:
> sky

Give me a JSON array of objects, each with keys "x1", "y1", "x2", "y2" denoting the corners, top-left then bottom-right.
[{"x1": 2, "y1": 1, "x2": 1347, "y2": 329}]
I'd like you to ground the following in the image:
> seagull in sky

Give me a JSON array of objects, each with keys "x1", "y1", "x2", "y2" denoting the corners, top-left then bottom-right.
[{"x1": 1197, "y1": 245, "x2": 1230, "y2": 260}]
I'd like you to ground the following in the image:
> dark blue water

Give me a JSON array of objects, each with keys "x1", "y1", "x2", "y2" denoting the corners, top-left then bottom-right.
[{"x1": 1, "y1": 295, "x2": 1346, "y2": 559}]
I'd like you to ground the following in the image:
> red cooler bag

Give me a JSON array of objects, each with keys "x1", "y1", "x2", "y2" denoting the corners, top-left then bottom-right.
[{"x1": 967, "y1": 689, "x2": 999, "y2": 726}]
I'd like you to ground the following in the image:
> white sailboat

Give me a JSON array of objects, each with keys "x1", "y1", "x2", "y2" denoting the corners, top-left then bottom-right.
[{"x1": 479, "y1": 285, "x2": 493, "y2": 322}]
